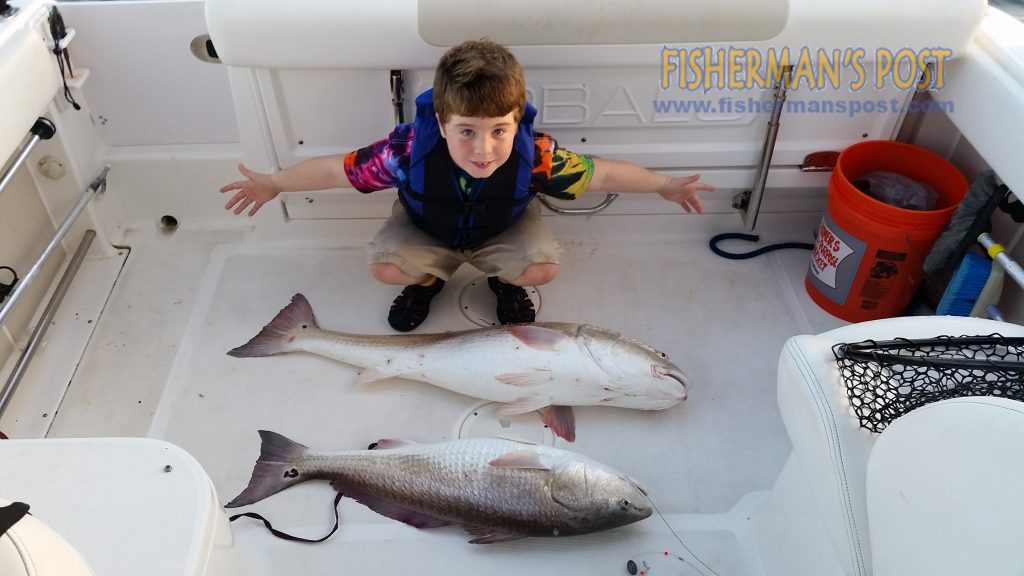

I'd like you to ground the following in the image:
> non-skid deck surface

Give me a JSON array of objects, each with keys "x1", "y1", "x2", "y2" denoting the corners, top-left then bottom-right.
[{"x1": 48, "y1": 213, "x2": 845, "y2": 575}]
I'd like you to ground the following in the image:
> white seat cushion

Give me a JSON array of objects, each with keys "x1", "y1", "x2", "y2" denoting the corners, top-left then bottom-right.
[{"x1": 867, "y1": 397, "x2": 1024, "y2": 576}]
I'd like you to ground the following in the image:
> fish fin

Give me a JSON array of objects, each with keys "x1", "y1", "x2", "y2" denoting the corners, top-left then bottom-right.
[
  {"x1": 227, "y1": 294, "x2": 318, "y2": 357},
  {"x1": 508, "y1": 325, "x2": 567, "y2": 351},
  {"x1": 494, "y1": 435, "x2": 540, "y2": 445},
  {"x1": 538, "y1": 406, "x2": 576, "y2": 442},
  {"x1": 498, "y1": 395, "x2": 553, "y2": 415},
  {"x1": 488, "y1": 449, "x2": 550, "y2": 470},
  {"x1": 355, "y1": 367, "x2": 405, "y2": 385},
  {"x1": 495, "y1": 369, "x2": 554, "y2": 387},
  {"x1": 371, "y1": 438, "x2": 417, "y2": 450},
  {"x1": 330, "y1": 482, "x2": 452, "y2": 529},
  {"x1": 463, "y1": 525, "x2": 526, "y2": 544},
  {"x1": 225, "y1": 430, "x2": 310, "y2": 508}
]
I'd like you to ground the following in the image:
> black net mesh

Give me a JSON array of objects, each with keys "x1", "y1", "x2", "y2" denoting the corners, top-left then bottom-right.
[{"x1": 833, "y1": 334, "x2": 1024, "y2": 433}]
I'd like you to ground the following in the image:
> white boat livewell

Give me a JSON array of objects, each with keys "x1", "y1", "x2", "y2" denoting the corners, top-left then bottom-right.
[{"x1": 2, "y1": 0, "x2": 1024, "y2": 574}]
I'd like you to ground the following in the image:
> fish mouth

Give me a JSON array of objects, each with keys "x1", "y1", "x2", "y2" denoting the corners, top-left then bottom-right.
[{"x1": 653, "y1": 366, "x2": 689, "y2": 401}]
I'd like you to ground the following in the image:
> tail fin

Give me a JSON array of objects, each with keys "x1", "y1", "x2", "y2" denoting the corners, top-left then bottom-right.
[
  {"x1": 225, "y1": 430, "x2": 310, "y2": 508},
  {"x1": 227, "y1": 294, "x2": 317, "y2": 357}
]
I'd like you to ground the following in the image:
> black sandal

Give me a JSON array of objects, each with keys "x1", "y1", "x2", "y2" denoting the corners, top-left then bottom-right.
[
  {"x1": 388, "y1": 278, "x2": 445, "y2": 332},
  {"x1": 488, "y1": 277, "x2": 536, "y2": 325}
]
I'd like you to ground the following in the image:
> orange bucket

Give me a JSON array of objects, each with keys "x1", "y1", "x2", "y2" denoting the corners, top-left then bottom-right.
[{"x1": 805, "y1": 140, "x2": 967, "y2": 322}]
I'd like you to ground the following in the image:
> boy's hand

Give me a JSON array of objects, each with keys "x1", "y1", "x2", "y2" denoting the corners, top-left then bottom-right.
[
  {"x1": 220, "y1": 163, "x2": 280, "y2": 216},
  {"x1": 657, "y1": 174, "x2": 716, "y2": 214}
]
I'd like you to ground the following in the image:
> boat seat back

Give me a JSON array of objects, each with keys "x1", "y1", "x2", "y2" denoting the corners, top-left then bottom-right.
[{"x1": 867, "y1": 396, "x2": 1024, "y2": 576}]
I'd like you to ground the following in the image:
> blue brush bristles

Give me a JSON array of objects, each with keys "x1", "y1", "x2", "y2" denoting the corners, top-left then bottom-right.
[{"x1": 936, "y1": 251, "x2": 992, "y2": 316}]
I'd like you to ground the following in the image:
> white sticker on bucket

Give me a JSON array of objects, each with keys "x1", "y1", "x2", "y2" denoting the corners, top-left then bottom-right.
[{"x1": 810, "y1": 221, "x2": 855, "y2": 288}]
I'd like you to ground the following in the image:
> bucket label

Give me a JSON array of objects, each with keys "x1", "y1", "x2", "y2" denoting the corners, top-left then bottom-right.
[
  {"x1": 810, "y1": 220, "x2": 855, "y2": 288},
  {"x1": 807, "y1": 214, "x2": 865, "y2": 305}
]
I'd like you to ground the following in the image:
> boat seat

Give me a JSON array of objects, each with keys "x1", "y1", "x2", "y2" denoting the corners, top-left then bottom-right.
[
  {"x1": 0, "y1": 438, "x2": 255, "y2": 576},
  {"x1": 772, "y1": 315, "x2": 1024, "y2": 575}
]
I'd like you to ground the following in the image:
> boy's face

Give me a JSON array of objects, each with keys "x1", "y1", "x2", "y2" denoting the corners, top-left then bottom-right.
[{"x1": 437, "y1": 112, "x2": 518, "y2": 179}]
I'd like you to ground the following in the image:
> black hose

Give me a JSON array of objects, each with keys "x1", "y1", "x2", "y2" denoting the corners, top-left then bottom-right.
[{"x1": 709, "y1": 232, "x2": 814, "y2": 260}]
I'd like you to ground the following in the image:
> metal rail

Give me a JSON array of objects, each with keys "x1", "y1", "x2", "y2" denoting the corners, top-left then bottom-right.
[
  {"x1": 733, "y1": 65, "x2": 792, "y2": 231},
  {"x1": 538, "y1": 193, "x2": 619, "y2": 215},
  {"x1": 979, "y1": 233, "x2": 1024, "y2": 289},
  {"x1": 0, "y1": 118, "x2": 56, "y2": 199},
  {"x1": 0, "y1": 230, "x2": 96, "y2": 417},
  {"x1": 0, "y1": 165, "x2": 110, "y2": 330}
]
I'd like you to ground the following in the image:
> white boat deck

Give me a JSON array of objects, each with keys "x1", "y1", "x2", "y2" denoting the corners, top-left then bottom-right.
[{"x1": 2, "y1": 209, "x2": 845, "y2": 575}]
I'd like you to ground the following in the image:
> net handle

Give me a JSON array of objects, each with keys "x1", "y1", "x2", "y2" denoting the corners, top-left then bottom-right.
[{"x1": 834, "y1": 335, "x2": 1024, "y2": 371}]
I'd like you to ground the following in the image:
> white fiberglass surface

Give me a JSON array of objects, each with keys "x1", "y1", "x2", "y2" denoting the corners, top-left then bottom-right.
[{"x1": 45, "y1": 211, "x2": 844, "y2": 575}]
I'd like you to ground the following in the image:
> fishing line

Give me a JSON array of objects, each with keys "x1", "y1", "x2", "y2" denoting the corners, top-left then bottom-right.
[{"x1": 647, "y1": 496, "x2": 721, "y2": 576}]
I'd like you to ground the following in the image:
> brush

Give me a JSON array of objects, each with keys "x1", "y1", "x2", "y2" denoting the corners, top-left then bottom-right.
[
  {"x1": 921, "y1": 170, "x2": 1007, "y2": 310},
  {"x1": 969, "y1": 258, "x2": 1006, "y2": 318},
  {"x1": 936, "y1": 251, "x2": 992, "y2": 316},
  {"x1": 924, "y1": 170, "x2": 1007, "y2": 274}
]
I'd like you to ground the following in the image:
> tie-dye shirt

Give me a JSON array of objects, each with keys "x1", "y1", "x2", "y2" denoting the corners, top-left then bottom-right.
[{"x1": 342, "y1": 123, "x2": 594, "y2": 200}]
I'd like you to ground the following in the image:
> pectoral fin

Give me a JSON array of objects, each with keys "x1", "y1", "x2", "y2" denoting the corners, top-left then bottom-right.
[
  {"x1": 498, "y1": 395, "x2": 552, "y2": 415},
  {"x1": 330, "y1": 482, "x2": 452, "y2": 529},
  {"x1": 538, "y1": 406, "x2": 576, "y2": 442},
  {"x1": 495, "y1": 369, "x2": 553, "y2": 387},
  {"x1": 355, "y1": 367, "x2": 405, "y2": 385},
  {"x1": 509, "y1": 325, "x2": 567, "y2": 350},
  {"x1": 370, "y1": 438, "x2": 417, "y2": 450},
  {"x1": 488, "y1": 450, "x2": 550, "y2": 470}
]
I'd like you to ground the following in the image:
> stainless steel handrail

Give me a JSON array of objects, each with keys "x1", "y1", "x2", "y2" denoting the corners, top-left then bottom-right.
[
  {"x1": 734, "y1": 65, "x2": 792, "y2": 231},
  {"x1": 537, "y1": 193, "x2": 619, "y2": 215},
  {"x1": 0, "y1": 230, "x2": 96, "y2": 417},
  {"x1": 390, "y1": 70, "x2": 405, "y2": 125},
  {"x1": 0, "y1": 118, "x2": 56, "y2": 199},
  {"x1": 0, "y1": 165, "x2": 110, "y2": 330}
]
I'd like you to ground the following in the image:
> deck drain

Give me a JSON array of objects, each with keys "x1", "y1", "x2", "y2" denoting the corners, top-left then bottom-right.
[
  {"x1": 455, "y1": 401, "x2": 555, "y2": 446},
  {"x1": 159, "y1": 215, "x2": 179, "y2": 236},
  {"x1": 458, "y1": 276, "x2": 541, "y2": 327}
]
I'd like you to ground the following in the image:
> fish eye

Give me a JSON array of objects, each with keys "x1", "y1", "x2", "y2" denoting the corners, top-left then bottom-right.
[
  {"x1": 621, "y1": 499, "x2": 630, "y2": 507},
  {"x1": 658, "y1": 352, "x2": 667, "y2": 358}
]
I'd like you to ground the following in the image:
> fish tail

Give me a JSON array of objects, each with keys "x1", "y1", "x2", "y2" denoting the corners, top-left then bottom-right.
[
  {"x1": 227, "y1": 293, "x2": 318, "y2": 357},
  {"x1": 225, "y1": 430, "x2": 311, "y2": 507}
]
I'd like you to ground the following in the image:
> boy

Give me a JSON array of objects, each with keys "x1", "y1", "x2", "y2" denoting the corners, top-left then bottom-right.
[{"x1": 220, "y1": 39, "x2": 714, "y2": 331}]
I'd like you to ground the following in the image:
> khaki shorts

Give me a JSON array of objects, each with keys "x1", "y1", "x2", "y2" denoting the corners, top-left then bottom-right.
[{"x1": 366, "y1": 200, "x2": 562, "y2": 282}]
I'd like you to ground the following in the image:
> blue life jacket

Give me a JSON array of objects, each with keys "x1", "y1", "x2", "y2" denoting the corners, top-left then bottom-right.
[{"x1": 400, "y1": 89, "x2": 537, "y2": 249}]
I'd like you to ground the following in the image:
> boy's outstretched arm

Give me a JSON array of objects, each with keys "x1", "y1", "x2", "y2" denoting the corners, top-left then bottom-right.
[
  {"x1": 587, "y1": 158, "x2": 715, "y2": 214},
  {"x1": 219, "y1": 155, "x2": 352, "y2": 216}
]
